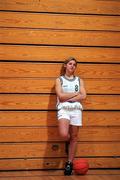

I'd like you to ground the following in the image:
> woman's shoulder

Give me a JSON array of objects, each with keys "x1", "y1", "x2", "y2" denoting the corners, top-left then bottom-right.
[
  {"x1": 76, "y1": 76, "x2": 83, "y2": 81},
  {"x1": 55, "y1": 76, "x2": 63, "y2": 84},
  {"x1": 56, "y1": 76, "x2": 63, "y2": 80},
  {"x1": 75, "y1": 76, "x2": 81, "y2": 80}
]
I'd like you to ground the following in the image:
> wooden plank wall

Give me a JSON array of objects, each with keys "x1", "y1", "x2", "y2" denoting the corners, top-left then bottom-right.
[{"x1": 0, "y1": 0, "x2": 120, "y2": 170}]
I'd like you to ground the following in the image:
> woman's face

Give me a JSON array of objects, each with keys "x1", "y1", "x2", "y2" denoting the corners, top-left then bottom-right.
[{"x1": 64, "y1": 60, "x2": 77, "y2": 74}]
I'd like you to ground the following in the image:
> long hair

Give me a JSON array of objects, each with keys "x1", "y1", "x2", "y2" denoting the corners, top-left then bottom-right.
[{"x1": 60, "y1": 57, "x2": 77, "y2": 75}]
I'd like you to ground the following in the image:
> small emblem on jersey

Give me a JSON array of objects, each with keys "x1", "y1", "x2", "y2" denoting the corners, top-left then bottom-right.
[
  {"x1": 63, "y1": 85, "x2": 68, "y2": 87},
  {"x1": 75, "y1": 85, "x2": 79, "y2": 91}
]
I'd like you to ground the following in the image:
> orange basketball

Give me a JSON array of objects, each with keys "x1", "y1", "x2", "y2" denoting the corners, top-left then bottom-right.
[{"x1": 73, "y1": 159, "x2": 89, "y2": 175}]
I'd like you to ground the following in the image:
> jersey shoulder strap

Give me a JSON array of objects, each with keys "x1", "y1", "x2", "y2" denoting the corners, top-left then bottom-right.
[
  {"x1": 58, "y1": 76, "x2": 63, "y2": 85},
  {"x1": 76, "y1": 76, "x2": 80, "y2": 88}
]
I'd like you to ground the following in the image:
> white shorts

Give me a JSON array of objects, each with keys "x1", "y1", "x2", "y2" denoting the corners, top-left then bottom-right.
[{"x1": 57, "y1": 108, "x2": 82, "y2": 126}]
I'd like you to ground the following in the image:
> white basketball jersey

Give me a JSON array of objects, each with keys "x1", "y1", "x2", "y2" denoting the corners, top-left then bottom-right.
[
  {"x1": 57, "y1": 76, "x2": 83, "y2": 110},
  {"x1": 59, "y1": 76, "x2": 80, "y2": 93}
]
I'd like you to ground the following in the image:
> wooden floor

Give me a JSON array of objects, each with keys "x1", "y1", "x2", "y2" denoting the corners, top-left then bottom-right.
[{"x1": 0, "y1": 170, "x2": 120, "y2": 180}]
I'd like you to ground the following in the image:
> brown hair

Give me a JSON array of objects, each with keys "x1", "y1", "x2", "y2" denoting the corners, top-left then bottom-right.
[{"x1": 60, "y1": 57, "x2": 77, "y2": 75}]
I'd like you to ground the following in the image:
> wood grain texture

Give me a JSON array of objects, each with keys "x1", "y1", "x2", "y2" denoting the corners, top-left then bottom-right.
[
  {"x1": 0, "y1": 78, "x2": 119, "y2": 94},
  {"x1": 0, "y1": 111, "x2": 120, "y2": 127},
  {"x1": 0, "y1": 45, "x2": 120, "y2": 63},
  {"x1": 1, "y1": 12, "x2": 120, "y2": 31},
  {"x1": 0, "y1": 94, "x2": 120, "y2": 110},
  {"x1": 0, "y1": 28, "x2": 120, "y2": 47},
  {"x1": 0, "y1": 169, "x2": 119, "y2": 177},
  {"x1": 0, "y1": 0, "x2": 120, "y2": 15},
  {"x1": 0, "y1": 0, "x2": 120, "y2": 171},
  {"x1": 0, "y1": 157, "x2": 119, "y2": 170},
  {"x1": 0, "y1": 142, "x2": 119, "y2": 158},
  {"x1": 0, "y1": 127, "x2": 119, "y2": 142},
  {"x1": 0, "y1": 63, "x2": 120, "y2": 78}
]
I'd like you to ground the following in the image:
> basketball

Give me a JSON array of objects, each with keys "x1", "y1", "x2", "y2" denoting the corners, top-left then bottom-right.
[{"x1": 73, "y1": 159, "x2": 89, "y2": 175}]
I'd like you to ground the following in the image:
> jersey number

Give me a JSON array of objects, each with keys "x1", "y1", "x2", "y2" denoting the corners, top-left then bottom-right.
[{"x1": 75, "y1": 85, "x2": 79, "y2": 91}]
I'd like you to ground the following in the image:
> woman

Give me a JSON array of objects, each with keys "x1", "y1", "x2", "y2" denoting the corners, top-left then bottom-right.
[{"x1": 55, "y1": 57, "x2": 86, "y2": 175}]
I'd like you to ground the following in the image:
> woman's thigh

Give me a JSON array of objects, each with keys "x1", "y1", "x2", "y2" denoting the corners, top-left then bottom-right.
[{"x1": 58, "y1": 118, "x2": 70, "y2": 139}]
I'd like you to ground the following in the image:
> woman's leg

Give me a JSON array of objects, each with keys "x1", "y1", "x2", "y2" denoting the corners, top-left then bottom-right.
[
  {"x1": 68, "y1": 125, "x2": 79, "y2": 162},
  {"x1": 58, "y1": 118, "x2": 70, "y2": 140}
]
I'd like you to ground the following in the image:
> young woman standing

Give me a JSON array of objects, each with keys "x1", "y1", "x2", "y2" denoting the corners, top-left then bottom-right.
[{"x1": 55, "y1": 57, "x2": 86, "y2": 175}]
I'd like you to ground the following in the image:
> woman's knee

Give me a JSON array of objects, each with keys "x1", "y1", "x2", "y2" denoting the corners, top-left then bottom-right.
[{"x1": 59, "y1": 130, "x2": 69, "y2": 140}]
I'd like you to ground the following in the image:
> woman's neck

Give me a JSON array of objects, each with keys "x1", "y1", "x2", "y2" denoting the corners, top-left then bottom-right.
[{"x1": 64, "y1": 73, "x2": 74, "y2": 79}]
